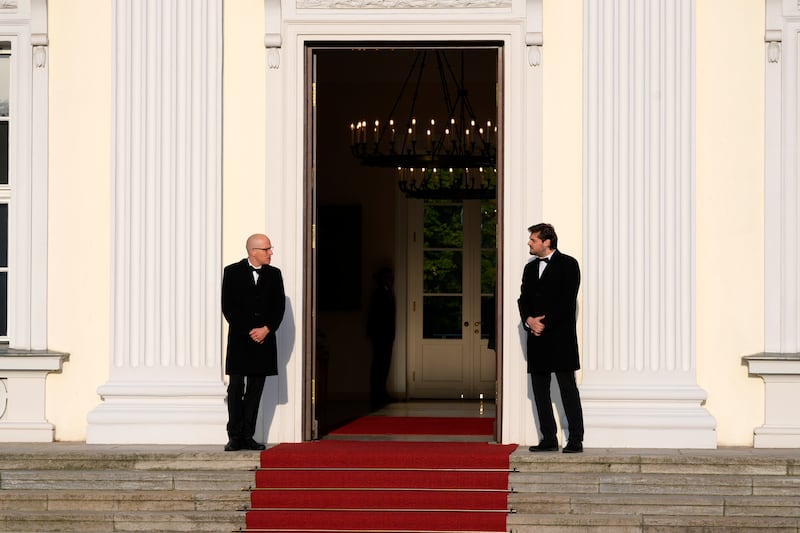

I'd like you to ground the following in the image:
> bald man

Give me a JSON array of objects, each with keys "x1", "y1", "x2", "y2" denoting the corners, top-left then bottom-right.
[{"x1": 222, "y1": 234, "x2": 286, "y2": 451}]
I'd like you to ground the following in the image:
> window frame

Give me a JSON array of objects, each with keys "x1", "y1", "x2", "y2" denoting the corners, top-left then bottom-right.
[{"x1": 0, "y1": 38, "x2": 14, "y2": 341}]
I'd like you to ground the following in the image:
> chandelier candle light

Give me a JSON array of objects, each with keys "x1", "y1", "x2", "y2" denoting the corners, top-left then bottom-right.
[{"x1": 349, "y1": 50, "x2": 498, "y2": 200}]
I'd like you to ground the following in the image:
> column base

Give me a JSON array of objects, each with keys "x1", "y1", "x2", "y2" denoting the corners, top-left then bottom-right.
[
  {"x1": 86, "y1": 381, "x2": 228, "y2": 445},
  {"x1": 0, "y1": 421, "x2": 55, "y2": 442},
  {"x1": 581, "y1": 385, "x2": 717, "y2": 448},
  {"x1": 754, "y1": 426, "x2": 800, "y2": 448}
]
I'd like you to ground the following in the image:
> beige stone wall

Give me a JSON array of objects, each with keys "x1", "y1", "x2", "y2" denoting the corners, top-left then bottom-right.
[
  {"x1": 42, "y1": 0, "x2": 767, "y2": 444},
  {"x1": 696, "y1": 0, "x2": 765, "y2": 445},
  {"x1": 46, "y1": 0, "x2": 112, "y2": 441}
]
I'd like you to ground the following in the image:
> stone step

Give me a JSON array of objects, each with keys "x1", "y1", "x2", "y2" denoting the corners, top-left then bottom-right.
[
  {"x1": 0, "y1": 510, "x2": 244, "y2": 533},
  {"x1": 0, "y1": 448, "x2": 260, "y2": 472},
  {"x1": 506, "y1": 512, "x2": 800, "y2": 532},
  {"x1": 507, "y1": 449, "x2": 800, "y2": 531},
  {"x1": 0, "y1": 489, "x2": 250, "y2": 512},
  {"x1": 509, "y1": 492, "x2": 800, "y2": 517},
  {"x1": 0, "y1": 469, "x2": 254, "y2": 492},
  {"x1": 0, "y1": 446, "x2": 256, "y2": 533},
  {"x1": 509, "y1": 471, "x2": 785, "y2": 496}
]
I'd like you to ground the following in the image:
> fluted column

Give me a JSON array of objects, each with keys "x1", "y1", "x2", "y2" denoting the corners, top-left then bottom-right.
[
  {"x1": 581, "y1": 0, "x2": 716, "y2": 448},
  {"x1": 87, "y1": 0, "x2": 226, "y2": 444}
]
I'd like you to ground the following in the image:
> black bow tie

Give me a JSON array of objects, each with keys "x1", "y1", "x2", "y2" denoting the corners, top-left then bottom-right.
[
  {"x1": 251, "y1": 266, "x2": 263, "y2": 274},
  {"x1": 536, "y1": 257, "x2": 550, "y2": 263}
]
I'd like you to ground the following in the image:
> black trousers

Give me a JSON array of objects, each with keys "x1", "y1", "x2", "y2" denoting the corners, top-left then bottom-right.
[
  {"x1": 531, "y1": 371, "x2": 584, "y2": 444},
  {"x1": 226, "y1": 374, "x2": 266, "y2": 442}
]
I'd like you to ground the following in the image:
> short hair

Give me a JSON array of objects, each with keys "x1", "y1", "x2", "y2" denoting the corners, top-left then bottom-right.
[{"x1": 528, "y1": 223, "x2": 558, "y2": 250}]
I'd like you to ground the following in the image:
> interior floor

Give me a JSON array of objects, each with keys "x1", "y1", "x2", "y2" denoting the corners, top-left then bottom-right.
[
  {"x1": 372, "y1": 399, "x2": 496, "y2": 419},
  {"x1": 321, "y1": 399, "x2": 498, "y2": 442}
]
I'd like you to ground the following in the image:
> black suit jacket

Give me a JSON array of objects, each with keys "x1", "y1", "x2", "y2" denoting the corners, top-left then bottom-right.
[
  {"x1": 517, "y1": 249, "x2": 581, "y2": 373},
  {"x1": 222, "y1": 259, "x2": 286, "y2": 376}
]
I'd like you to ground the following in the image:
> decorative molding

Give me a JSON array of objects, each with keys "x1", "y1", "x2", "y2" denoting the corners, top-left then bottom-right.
[
  {"x1": 265, "y1": 0, "x2": 281, "y2": 69},
  {"x1": 31, "y1": 33, "x2": 47, "y2": 68},
  {"x1": 525, "y1": 0, "x2": 544, "y2": 67},
  {"x1": 298, "y1": 0, "x2": 510, "y2": 8},
  {"x1": 526, "y1": 32, "x2": 542, "y2": 66},
  {"x1": 0, "y1": 0, "x2": 18, "y2": 9},
  {"x1": 766, "y1": 29, "x2": 781, "y2": 64},
  {"x1": 526, "y1": 0, "x2": 542, "y2": 67}
]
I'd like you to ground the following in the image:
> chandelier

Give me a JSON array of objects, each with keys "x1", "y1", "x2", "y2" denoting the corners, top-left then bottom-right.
[{"x1": 349, "y1": 49, "x2": 497, "y2": 200}]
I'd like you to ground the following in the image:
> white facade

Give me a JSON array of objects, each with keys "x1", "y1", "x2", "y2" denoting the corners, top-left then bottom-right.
[{"x1": 0, "y1": 0, "x2": 782, "y2": 447}]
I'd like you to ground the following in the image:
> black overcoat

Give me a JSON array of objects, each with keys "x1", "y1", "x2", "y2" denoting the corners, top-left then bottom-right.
[
  {"x1": 517, "y1": 249, "x2": 581, "y2": 373},
  {"x1": 222, "y1": 259, "x2": 286, "y2": 376}
]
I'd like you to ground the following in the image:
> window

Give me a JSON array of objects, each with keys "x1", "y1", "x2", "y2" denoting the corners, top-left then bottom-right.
[{"x1": 0, "y1": 40, "x2": 9, "y2": 339}]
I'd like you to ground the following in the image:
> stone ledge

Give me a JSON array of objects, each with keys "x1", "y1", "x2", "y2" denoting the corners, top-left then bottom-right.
[{"x1": 0, "y1": 346, "x2": 69, "y2": 371}]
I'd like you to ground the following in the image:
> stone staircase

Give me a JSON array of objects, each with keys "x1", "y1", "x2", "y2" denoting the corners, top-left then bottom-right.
[
  {"x1": 2, "y1": 444, "x2": 800, "y2": 532},
  {"x1": 0, "y1": 444, "x2": 255, "y2": 532},
  {"x1": 507, "y1": 447, "x2": 800, "y2": 532}
]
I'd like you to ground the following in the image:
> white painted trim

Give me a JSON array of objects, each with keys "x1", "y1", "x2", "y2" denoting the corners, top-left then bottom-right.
[
  {"x1": 264, "y1": 11, "x2": 539, "y2": 444},
  {"x1": 4, "y1": 0, "x2": 47, "y2": 350}
]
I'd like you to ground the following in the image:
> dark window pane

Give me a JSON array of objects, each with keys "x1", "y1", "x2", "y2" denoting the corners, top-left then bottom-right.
[
  {"x1": 423, "y1": 295, "x2": 461, "y2": 339},
  {"x1": 481, "y1": 294, "x2": 496, "y2": 343},
  {"x1": 481, "y1": 250, "x2": 496, "y2": 294},
  {"x1": 0, "y1": 272, "x2": 6, "y2": 336},
  {"x1": 423, "y1": 204, "x2": 463, "y2": 248},
  {"x1": 423, "y1": 250, "x2": 462, "y2": 293},
  {"x1": 480, "y1": 199, "x2": 496, "y2": 248},
  {"x1": 0, "y1": 203, "x2": 6, "y2": 266},
  {"x1": 0, "y1": 121, "x2": 7, "y2": 185}
]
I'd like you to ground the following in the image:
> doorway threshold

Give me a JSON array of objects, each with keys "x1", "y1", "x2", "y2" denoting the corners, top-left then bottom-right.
[{"x1": 321, "y1": 400, "x2": 497, "y2": 442}]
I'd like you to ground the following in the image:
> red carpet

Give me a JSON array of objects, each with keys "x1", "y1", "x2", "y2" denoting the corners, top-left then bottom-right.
[
  {"x1": 246, "y1": 440, "x2": 517, "y2": 532},
  {"x1": 328, "y1": 415, "x2": 494, "y2": 436}
]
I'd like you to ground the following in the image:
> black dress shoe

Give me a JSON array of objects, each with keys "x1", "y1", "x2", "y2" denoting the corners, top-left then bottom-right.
[
  {"x1": 224, "y1": 439, "x2": 242, "y2": 452},
  {"x1": 562, "y1": 441, "x2": 583, "y2": 453},
  {"x1": 244, "y1": 438, "x2": 266, "y2": 451},
  {"x1": 528, "y1": 441, "x2": 559, "y2": 452}
]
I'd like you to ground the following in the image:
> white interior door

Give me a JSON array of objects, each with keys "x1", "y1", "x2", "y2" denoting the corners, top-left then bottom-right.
[{"x1": 407, "y1": 199, "x2": 497, "y2": 399}]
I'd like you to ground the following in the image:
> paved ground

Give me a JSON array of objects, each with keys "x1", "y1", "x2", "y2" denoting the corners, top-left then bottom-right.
[{"x1": 0, "y1": 441, "x2": 799, "y2": 460}]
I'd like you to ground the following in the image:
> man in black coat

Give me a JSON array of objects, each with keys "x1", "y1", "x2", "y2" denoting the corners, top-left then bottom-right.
[
  {"x1": 518, "y1": 223, "x2": 584, "y2": 453},
  {"x1": 222, "y1": 233, "x2": 286, "y2": 451}
]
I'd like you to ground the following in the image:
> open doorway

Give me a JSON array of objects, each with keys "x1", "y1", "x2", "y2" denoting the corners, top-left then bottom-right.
[{"x1": 305, "y1": 44, "x2": 502, "y2": 440}]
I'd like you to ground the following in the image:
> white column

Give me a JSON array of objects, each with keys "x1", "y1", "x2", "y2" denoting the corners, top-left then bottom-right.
[
  {"x1": 87, "y1": 0, "x2": 226, "y2": 444},
  {"x1": 581, "y1": 0, "x2": 716, "y2": 448}
]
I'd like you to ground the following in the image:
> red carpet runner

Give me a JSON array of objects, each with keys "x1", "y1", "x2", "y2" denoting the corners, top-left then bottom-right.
[
  {"x1": 329, "y1": 416, "x2": 494, "y2": 436},
  {"x1": 246, "y1": 440, "x2": 517, "y2": 532}
]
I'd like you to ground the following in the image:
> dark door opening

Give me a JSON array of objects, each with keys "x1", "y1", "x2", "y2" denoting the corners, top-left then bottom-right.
[{"x1": 305, "y1": 44, "x2": 502, "y2": 440}]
